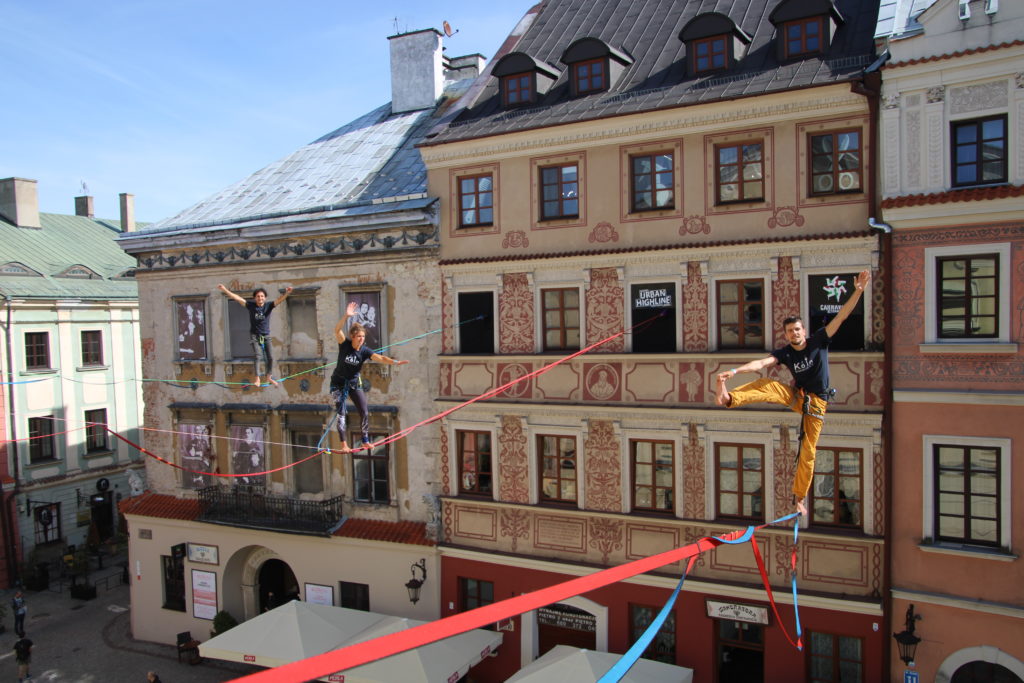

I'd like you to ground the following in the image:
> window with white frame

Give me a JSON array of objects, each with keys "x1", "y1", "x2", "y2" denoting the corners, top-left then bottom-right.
[
  {"x1": 539, "y1": 434, "x2": 577, "y2": 504},
  {"x1": 542, "y1": 287, "x2": 581, "y2": 351},
  {"x1": 631, "y1": 440, "x2": 675, "y2": 513},
  {"x1": 809, "y1": 447, "x2": 862, "y2": 528},
  {"x1": 716, "y1": 442, "x2": 764, "y2": 521},
  {"x1": 717, "y1": 278, "x2": 765, "y2": 350},
  {"x1": 287, "y1": 293, "x2": 319, "y2": 358},
  {"x1": 924, "y1": 243, "x2": 1011, "y2": 344},
  {"x1": 458, "y1": 430, "x2": 493, "y2": 496}
]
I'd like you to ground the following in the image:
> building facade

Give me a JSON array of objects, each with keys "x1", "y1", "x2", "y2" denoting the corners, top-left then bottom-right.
[
  {"x1": 117, "y1": 32, "x2": 487, "y2": 648},
  {"x1": 0, "y1": 178, "x2": 144, "y2": 589},
  {"x1": 876, "y1": 0, "x2": 1024, "y2": 680},
  {"x1": 423, "y1": 1, "x2": 888, "y2": 681}
]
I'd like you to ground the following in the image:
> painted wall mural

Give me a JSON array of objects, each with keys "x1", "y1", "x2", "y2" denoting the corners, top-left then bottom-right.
[
  {"x1": 683, "y1": 261, "x2": 709, "y2": 352},
  {"x1": 585, "y1": 268, "x2": 624, "y2": 352},
  {"x1": 583, "y1": 420, "x2": 622, "y2": 513},
  {"x1": 771, "y1": 256, "x2": 800, "y2": 349},
  {"x1": 499, "y1": 273, "x2": 535, "y2": 353},
  {"x1": 498, "y1": 415, "x2": 530, "y2": 504}
]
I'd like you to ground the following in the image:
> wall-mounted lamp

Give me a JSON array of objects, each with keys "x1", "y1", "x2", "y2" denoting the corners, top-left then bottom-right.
[
  {"x1": 405, "y1": 558, "x2": 427, "y2": 605},
  {"x1": 893, "y1": 604, "x2": 922, "y2": 666}
]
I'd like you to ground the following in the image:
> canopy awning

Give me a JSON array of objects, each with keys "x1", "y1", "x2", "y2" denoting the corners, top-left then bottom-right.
[{"x1": 505, "y1": 645, "x2": 694, "y2": 683}]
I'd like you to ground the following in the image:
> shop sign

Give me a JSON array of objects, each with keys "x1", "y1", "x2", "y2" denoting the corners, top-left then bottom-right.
[
  {"x1": 187, "y1": 542, "x2": 219, "y2": 565},
  {"x1": 538, "y1": 605, "x2": 596, "y2": 631},
  {"x1": 705, "y1": 599, "x2": 769, "y2": 625}
]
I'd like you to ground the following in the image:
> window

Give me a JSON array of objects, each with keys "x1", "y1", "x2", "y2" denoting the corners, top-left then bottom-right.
[
  {"x1": 458, "y1": 292, "x2": 494, "y2": 354},
  {"x1": 33, "y1": 502, "x2": 61, "y2": 545},
  {"x1": 716, "y1": 443, "x2": 764, "y2": 520},
  {"x1": 810, "y1": 131, "x2": 861, "y2": 195},
  {"x1": 352, "y1": 434, "x2": 389, "y2": 503},
  {"x1": 952, "y1": 115, "x2": 1007, "y2": 187},
  {"x1": 340, "y1": 581, "x2": 370, "y2": 611},
  {"x1": 458, "y1": 175, "x2": 494, "y2": 228},
  {"x1": 25, "y1": 332, "x2": 49, "y2": 369},
  {"x1": 175, "y1": 299, "x2": 208, "y2": 360},
  {"x1": 718, "y1": 621, "x2": 763, "y2": 678},
  {"x1": 81, "y1": 330, "x2": 103, "y2": 366},
  {"x1": 503, "y1": 72, "x2": 534, "y2": 106},
  {"x1": 539, "y1": 435, "x2": 577, "y2": 504},
  {"x1": 84, "y1": 408, "x2": 108, "y2": 453},
  {"x1": 458, "y1": 430, "x2": 492, "y2": 496},
  {"x1": 287, "y1": 294, "x2": 318, "y2": 358},
  {"x1": 542, "y1": 288, "x2": 580, "y2": 351},
  {"x1": 540, "y1": 164, "x2": 579, "y2": 219},
  {"x1": 937, "y1": 255, "x2": 998, "y2": 339},
  {"x1": 227, "y1": 298, "x2": 255, "y2": 359},
  {"x1": 630, "y1": 604, "x2": 676, "y2": 664},
  {"x1": 632, "y1": 440, "x2": 675, "y2": 513},
  {"x1": 573, "y1": 58, "x2": 606, "y2": 94},
  {"x1": 162, "y1": 545, "x2": 186, "y2": 611},
  {"x1": 808, "y1": 632, "x2": 862, "y2": 683},
  {"x1": 717, "y1": 279, "x2": 764, "y2": 349},
  {"x1": 291, "y1": 430, "x2": 324, "y2": 495},
  {"x1": 693, "y1": 35, "x2": 727, "y2": 73},
  {"x1": 934, "y1": 444, "x2": 1001, "y2": 547},
  {"x1": 631, "y1": 153, "x2": 674, "y2": 211},
  {"x1": 631, "y1": 284, "x2": 677, "y2": 353},
  {"x1": 783, "y1": 16, "x2": 824, "y2": 58},
  {"x1": 28, "y1": 416, "x2": 56, "y2": 463},
  {"x1": 810, "y1": 448, "x2": 862, "y2": 527},
  {"x1": 716, "y1": 142, "x2": 764, "y2": 203},
  {"x1": 459, "y1": 577, "x2": 494, "y2": 611},
  {"x1": 808, "y1": 272, "x2": 866, "y2": 351}
]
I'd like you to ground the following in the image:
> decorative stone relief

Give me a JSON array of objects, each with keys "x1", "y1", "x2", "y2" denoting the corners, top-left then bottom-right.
[
  {"x1": 588, "y1": 221, "x2": 620, "y2": 243},
  {"x1": 905, "y1": 93, "x2": 920, "y2": 108},
  {"x1": 1017, "y1": 73, "x2": 1024, "y2": 89},
  {"x1": 683, "y1": 262, "x2": 709, "y2": 352},
  {"x1": 892, "y1": 250, "x2": 923, "y2": 346},
  {"x1": 441, "y1": 277, "x2": 454, "y2": 353},
  {"x1": 926, "y1": 86, "x2": 945, "y2": 103},
  {"x1": 500, "y1": 508, "x2": 530, "y2": 551},
  {"x1": 679, "y1": 215, "x2": 710, "y2": 236},
  {"x1": 498, "y1": 415, "x2": 529, "y2": 503},
  {"x1": 927, "y1": 112, "x2": 944, "y2": 188},
  {"x1": 767, "y1": 206, "x2": 805, "y2": 230},
  {"x1": 882, "y1": 93, "x2": 899, "y2": 109},
  {"x1": 872, "y1": 448, "x2": 885, "y2": 538},
  {"x1": 906, "y1": 111, "x2": 921, "y2": 188},
  {"x1": 773, "y1": 426, "x2": 797, "y2": 521},
  {"x1": 588, "y1": 517, "x2": 624, "y2": 565},
  {"x1": 883, "y1": 117, "x2": 900, "y2": 195},
  {"x1": 440, "y1": 421, "x2": 451, "y2": 495},
  {"x1": 501, "y1": 230, "x2": 530, "y2": 249},
  {"x1": 949, "y1": 81, "x2": 1008, "y2": 115},
  {"x1": 585, "y1": 268, "x2": 624, "y2": 352},
  {"x1": 682, "y1": 423, "x2": 706, "y2": 519},
  {"x1": 499, "y1": 273, "x2": 534, "y2": 353},
  {"x1": 771, "y1": 256, "x2": 799, "y2": 348},
  {"x1": 423, "y1": 494, "x2": 441, "y2": 541},
  {"x1": 583, "y1": 420, "x2": 622, "y2": 513},
  {"x1": 870, "y1": 262, "x2": 886, "y2": 349}
]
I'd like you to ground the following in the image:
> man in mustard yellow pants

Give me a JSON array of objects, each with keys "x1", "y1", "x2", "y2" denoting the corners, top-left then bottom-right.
[{"x1": 716, "y1": 270, "x2": 870, "y2": 514}]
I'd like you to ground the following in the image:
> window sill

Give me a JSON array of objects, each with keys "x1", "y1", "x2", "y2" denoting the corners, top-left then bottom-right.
[
  {"x1": 26, "y1": 458, "x2": 60, "y2": 469},
  {"x1": 77, "y1": 364, "x2": 109, "y2": 372},
  {"x1": 83, "y1": 449, "x2": 114, "y2": 459},
  {"x1": 458, "y1": 223, "x2": 494, "y2": 230},
  {"x1": 21, "y1": 368, "x2": 58, "y2": 376},
  {"x1": 917, "y1": 542, "x2": 1016, "y2": 562},
  {"x1": 919, "y1": 342, "x2": 1017, "y2": 354}
]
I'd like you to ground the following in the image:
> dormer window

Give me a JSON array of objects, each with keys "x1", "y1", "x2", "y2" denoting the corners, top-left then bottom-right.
[
  {"x1": 503, "y1": 72, "x2": 535, "y2": 106},
  {"x1": 573, "y1": 58, "x2": 606, "y2": 95},
  {"x1": 783, "y1": 16, "x2": 824, "y2": 58},
  {"x1": 679, "y1": 13, "x2": 751, "y2": 77},
  {"x1": 560, "y1": 37, "x2": 633, "y2": 98},
  {"x1": 492, "y1": 52, "x2": 561, "y2": 110}
]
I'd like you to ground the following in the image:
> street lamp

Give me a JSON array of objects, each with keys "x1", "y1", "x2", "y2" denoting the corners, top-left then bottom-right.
[
  {"x1": 405, "y1": 559, "x2": 427, "y2": 604},
  {"x1": 893, "y1": 604, "x2": 922, "y2": 666}
]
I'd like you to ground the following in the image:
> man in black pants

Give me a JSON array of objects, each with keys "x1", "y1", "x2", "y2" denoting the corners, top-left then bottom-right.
[
  {"x1": 330, "y1": 301, "x2": 409, "y2": 453},
  {"x1": 218, "y1": 283, "x2": 293, "y2": 387}
]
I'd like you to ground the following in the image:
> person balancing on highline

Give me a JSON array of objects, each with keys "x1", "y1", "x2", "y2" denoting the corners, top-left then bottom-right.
[
  {"x1": 218, "y1": 283, "x2": 293, "y2": 387},
  {"x1": 715, "y1": 270, "x2": 871, "y2": 515}
]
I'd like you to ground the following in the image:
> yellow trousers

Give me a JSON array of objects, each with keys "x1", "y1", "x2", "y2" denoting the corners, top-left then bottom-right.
[{"x1": 726, "y1": 377, "x2": 827, "y2": 499}]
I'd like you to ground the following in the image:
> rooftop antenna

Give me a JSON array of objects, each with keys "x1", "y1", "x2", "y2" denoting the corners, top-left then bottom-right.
[
  {"x1": 442, "y1": 20, "x2": 458, "y2": 38},
  {"x1": 80, "y1": 181, "x2": 89, "y2": 195},
  {"x1": 393, "y1": 16, "x2": 399, "y2": 34}
]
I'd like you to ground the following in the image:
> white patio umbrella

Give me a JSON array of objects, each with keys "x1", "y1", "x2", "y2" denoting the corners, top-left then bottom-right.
[{"x1": 505, "y1": 645, "x2": 694, "y2": 683}]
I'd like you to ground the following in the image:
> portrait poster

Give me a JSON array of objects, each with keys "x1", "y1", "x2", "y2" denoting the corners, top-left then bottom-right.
[
  {"x1": 230, "y1": 424, "x2": 265, "y2": 487},
  {"x1": 191, "y1": 569, "x2": 218, "y2": 620},
  {"x1": 304, "y1": 583, "x2": 334, "y2": 606},
  {"x1": 180, "y1": 423, "x2": 213, "y2": 490},
  {"x1": 345, "y1": 290, "x2": 382, "y2": 352},
  {"x1": 176, "y1": 299, "x2": 208, "y2": 360}
]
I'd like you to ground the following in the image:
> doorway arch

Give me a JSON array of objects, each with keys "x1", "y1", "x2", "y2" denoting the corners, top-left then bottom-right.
[{"x1": 937, "y1": 646, "x2": 1024, "y2": 683}]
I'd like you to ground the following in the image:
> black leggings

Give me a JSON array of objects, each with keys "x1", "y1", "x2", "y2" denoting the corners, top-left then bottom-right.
[{"x1": 331, "y1": 380, "x2": 368, "y2": 444}]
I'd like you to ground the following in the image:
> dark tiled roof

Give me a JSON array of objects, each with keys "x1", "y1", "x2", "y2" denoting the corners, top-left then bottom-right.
[
  {"x1": 333, "y1": 518, "x2": 434, "y2": 547},
  {"x1": 881, "y1": 184, "x2": 1024, "y2": 209},
  {"x1": 119, "y1": 492, "x2": 201, "y2": 521},
  {"x1": 424, "y1": 0, "x2": 880, "y2": 145}
]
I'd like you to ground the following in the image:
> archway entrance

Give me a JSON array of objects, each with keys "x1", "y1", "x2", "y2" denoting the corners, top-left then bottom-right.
[{"x1": 257, "y1": 558, "x2": 298, "y2": 613}]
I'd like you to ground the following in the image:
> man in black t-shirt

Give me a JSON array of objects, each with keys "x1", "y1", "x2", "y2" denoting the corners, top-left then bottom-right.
[
  {"x1": 715, "y1": 270, "x2": 870, "y2": 513},
  {"x1": 330, "y1": 301, "x2": 409, "y2": 453},
  {"x1": 218, "y1": 284, "x2": 293, "y2": 387}
]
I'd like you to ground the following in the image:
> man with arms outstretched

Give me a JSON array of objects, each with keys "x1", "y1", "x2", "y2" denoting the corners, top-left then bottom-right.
[{"x1": 716, "y1": 270, "x2": 871, "y2": 514}]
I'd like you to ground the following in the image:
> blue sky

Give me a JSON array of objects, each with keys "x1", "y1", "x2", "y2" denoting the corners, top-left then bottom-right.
[{"x1": 0, "y1": 1, "x2": 532, "y2": 222}]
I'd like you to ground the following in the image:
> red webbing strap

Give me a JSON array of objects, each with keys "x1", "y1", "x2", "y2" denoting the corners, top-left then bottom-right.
[{"x1": 749, "y1": 535, "x2": 802, "y2": 650}]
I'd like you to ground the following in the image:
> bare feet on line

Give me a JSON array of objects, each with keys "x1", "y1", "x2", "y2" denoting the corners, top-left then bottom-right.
[
  {"x1": 268, "y1": 377, "x2": 279, "y2": 387},
  {"x1": 715, "y1": 375, "x2": 732, "y2": 407},
  {"x1": 793, "y1": 496, "x2": 807, "y2": 516}
]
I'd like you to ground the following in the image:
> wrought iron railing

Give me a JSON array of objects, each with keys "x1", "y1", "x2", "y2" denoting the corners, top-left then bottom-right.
[{"x1": 197, "y1": 485, "x2": 345, "y2": 536}]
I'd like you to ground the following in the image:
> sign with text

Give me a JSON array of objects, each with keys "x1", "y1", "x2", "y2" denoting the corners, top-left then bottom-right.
[
  {"x1": 630, "y1": 283, "x2": 677, "y2": 353},
  {"x1": 305, "y1": 582, "x2": 334, "y2": 606},
  {"x1": 705, "y1": 599, "x2": 769, "y2": 625},
  {"x1": 808, "y1": 272, "x2": 865, "y2": 351},
  {"x1": 191, "y1": 569, "x2": 218, "y2": 620},
  {"x1": 187, "y1": 542, "x2": 219, "y2": 565}
]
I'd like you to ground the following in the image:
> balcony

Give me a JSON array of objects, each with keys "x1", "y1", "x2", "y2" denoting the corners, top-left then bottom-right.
[{"x1": 197, "y1": 485, "x2": 345, "y2": 536}]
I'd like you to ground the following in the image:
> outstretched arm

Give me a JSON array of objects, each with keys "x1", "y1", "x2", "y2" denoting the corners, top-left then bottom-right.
[
  {"x1": 334, "y1": 301, "x2": 358, "y2": 344},
  {"x1": 717, "y1": 355, "x2": 778, "y2": 382},
  {"x1": 825, "y1": 270, "x2": 870, "y2": 338},
  {"x1": 273, "y1": 286, "x2": 294, "y2": 306},
  {"x1": 370, "y1": 353, "x2": 409, "y2": 367},
  {"x1": 217, "y1": 284, "x2": 247, "y2": 306}
]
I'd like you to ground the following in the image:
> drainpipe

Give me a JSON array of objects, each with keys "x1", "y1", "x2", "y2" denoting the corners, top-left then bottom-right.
[{"x1": 0, "y1": 294, "x2": 21, "y2": 586}]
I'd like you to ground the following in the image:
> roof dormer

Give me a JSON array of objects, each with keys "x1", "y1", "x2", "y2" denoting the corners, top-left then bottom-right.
[
  {"x1": 679, "y1": 12, "x2": 752, "y2": 77},
  {"x1": 769, "y1": 0, "x2": 844, "y2": 61},
  {"x1": 559, "y1": 37, "x2": 633, "y2": 97},
  {"x1": 492, "y1": 52, "x2": 561, "y2": 108}
]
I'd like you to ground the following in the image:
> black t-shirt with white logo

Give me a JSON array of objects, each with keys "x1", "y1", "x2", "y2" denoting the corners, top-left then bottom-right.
[
  {"x1": 245, "y1": 300, "x2": 276, "y2": 336},
  {"x1": 330, "y1": 340, "x2": 374, "y2": 387},
  {"x1": 771, "y1": 327, "x2": 831, "y2": 396}
]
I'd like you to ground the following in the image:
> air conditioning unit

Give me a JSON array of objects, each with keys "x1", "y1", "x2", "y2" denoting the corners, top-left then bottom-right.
[
  {"x1": 813, "y1": 175, "x2": 834, "y2": 193},
  {"x1": 838, "y1": 172, "x2": 860, "y2": 191}
]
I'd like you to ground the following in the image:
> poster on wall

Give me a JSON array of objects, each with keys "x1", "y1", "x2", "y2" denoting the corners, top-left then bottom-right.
[
  {"x1": 192, "y1": 569, "x2": 218, "y2": 620},
  {"x1": 305, "y1": 583, "x2": 334, "y2": 606},
  {"x1": 176, "y1": 300, "x2": 208, "y2": 360},
  {"x1": 230, "y1": 425, "x2": 265, "y2": 487},
  {"x1": 180, "y1": 423, "x2": 213, "y2": 489},
  {"x1": 807, "y1": 272, "x2": 865, "y2": 351},
  {"x1": 344, "y1": 290, "x2": 382, "y2": 351}
]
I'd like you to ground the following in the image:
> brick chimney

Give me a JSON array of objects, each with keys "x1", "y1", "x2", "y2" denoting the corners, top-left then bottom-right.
[
  {"x1": 119, "y1": 192, "x2": 136, "y2": 233},
  {"x1": 388, "y1": 28, "x2": 444, "y2": 114},
  {"x1": 0, "y1": 177, "x2": 41, "y2": 228},
  {"x1": 75, "y1": 195, "x2": 95, "y2": 218}
]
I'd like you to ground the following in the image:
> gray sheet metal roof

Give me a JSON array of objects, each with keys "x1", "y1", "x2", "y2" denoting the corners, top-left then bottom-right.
[
  {"x1": 141, "y1": 103, "x2": 437, "y2": 234},
  {"x1": 875, "y1": 0, "x2": 935, "y2": 39},
  {"x1": 0, "y1": 213, "x2": 139, "y2": 299},
  {"x1": 424, "y1": 0, "x2": 881, "y2": 145}
]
